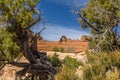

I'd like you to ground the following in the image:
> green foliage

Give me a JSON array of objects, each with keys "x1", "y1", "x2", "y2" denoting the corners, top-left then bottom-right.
[
  {"x1": 52, "y1": 47, "x2": 64, "y2": 53},
  {"x1": 48, "y1": 53, "x2": 62, "y2": 68},
  {"x1": 0, "y1": 0, "x2": 51, "y2": 79},
  {"x1": 89, "y1": 31, "x2": 119, "y2": 52},
  {"x1": 63, "y1": 56, "x2": 81, "y2": 69},
  {"x1": 0, "y1": 0, "x2": 40, "y2": 75},
  {"x1": 0, "y1": 29, "x2": 21, "y2": 61},
  {"x1": 81, "y1": 0, "x2": 120, "y2": 30},
  {"x1": 48, "y1": 54, "x2": 83, "y2": 80},
  {"x1": 0, "y1": 0, "x2": 39, "y2": 29},
  {"x1": 52, "y1": 47, "x2": 60, "y2": 52},
  {"x1": 82, "y1": 51, "x2": 120, "y2": 80},
  {"x1": 79, "y1": 0, "x2": 120, "y2": 52},
  {"x1": 59, "y1": 47, "x2": 64, "y2": 53},
  {"x1": 0, "y1": 0, "x2": 40, "y2": 60},
  {"x1": 55, "y1": 64, "x2": 78, "y2": 80}
]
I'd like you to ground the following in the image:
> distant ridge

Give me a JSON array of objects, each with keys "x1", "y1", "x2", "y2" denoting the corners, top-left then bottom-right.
[{"x1": 36, "y1": 35, "x2": 90, "y2": 53}]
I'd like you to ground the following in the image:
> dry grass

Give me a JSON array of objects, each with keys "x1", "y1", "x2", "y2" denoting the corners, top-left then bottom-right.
[
  {"x1": 55, "y1": 65, "x2": 78, "y2": 80},
  {"x1": 82, "y1": 51, "x2": 120, "y2": 80}
]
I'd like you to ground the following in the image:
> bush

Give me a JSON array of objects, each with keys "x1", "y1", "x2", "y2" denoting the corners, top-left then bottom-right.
[
  {"x1": 52, "y1": 47, "x2": 64, "y2": 53},
  {"x1": 59, "y1": 47, "x2": 64, "y2": 53},
  {"x1": 48, "y1": 54, "x2": 80, "y2": 80},
  {"x1": 63, "y1": 56, "x2": 81, "y2": 69},
  {"x1": 52, "y1": 47, "x2": 60, "y2": 52},
  {"x1": 82, "y1": 51, "x2": 120, "y2": 80},
  {"x1": 55, "y1": 64, "x2": 78, "y2": 80},
  {"x1": 48, "y1": 53, "x2": 62, "y2": 68}
]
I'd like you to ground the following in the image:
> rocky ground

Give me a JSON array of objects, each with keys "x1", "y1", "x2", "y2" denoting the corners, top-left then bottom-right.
[
  {"x1": 47, "y1": 51, "x2": 87, "y2": 63},
  {"x1": 0, "y1": 57, "x2": 29, "y2": 80},
  {"x1": 0, "y1": 51, "x2": 87, "y2": 80}
]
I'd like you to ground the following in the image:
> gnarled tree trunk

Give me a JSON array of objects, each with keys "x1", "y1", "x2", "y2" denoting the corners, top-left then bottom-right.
[{"x1": 9, "y1": 28, "x2": 57, "y2": 80}]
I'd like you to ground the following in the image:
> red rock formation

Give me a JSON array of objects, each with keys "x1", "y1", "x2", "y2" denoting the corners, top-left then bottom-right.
[
  {"x1": 37, "y1": 35, "x2": 89, "y2": 53},
  {"x1": 59, "y1": 35, "x2": 67, "y2": 42},
  {"x1": 80, "y1": 35, "x2": 90, "y2": 41}
]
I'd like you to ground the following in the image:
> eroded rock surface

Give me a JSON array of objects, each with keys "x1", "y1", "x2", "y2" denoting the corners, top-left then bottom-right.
[
  {"x1": 0, "y1": 51, "x2": 87, "y2": 80},
  {"x1": 0, "y1": 57, "x2": 28, "y2": 80}
]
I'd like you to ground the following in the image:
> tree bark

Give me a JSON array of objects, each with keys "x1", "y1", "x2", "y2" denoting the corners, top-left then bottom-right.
[{"x1": 14, "y1": 29, "x2": 57, "y2": 80}]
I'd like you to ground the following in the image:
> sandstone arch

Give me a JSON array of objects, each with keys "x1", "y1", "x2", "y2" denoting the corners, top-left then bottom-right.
[{"x1": 59, "y1": 35, "x2": 67, "y2": 42}]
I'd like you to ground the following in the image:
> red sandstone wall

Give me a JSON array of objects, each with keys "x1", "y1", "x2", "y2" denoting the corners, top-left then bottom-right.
[{"x1": 37, "y1": 41, "x2": 88, "y2": 53}]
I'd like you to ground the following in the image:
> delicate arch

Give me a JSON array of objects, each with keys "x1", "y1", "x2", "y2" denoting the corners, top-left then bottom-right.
[{"x1": 59, "y1": 35, "x2": 67, "y2": 42}]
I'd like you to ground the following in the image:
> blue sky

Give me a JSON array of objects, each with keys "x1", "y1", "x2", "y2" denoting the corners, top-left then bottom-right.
[{"x1": 36, "y1": 0, "x2": 89, "y2": 41}]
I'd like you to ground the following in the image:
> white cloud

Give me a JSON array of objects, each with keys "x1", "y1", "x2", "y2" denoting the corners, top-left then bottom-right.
[{"x1": 40, "y1": 24, "x2": 90, "y2": 41}]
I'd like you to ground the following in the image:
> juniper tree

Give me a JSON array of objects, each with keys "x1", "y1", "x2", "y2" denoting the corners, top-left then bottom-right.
[
  {"x1": 0, "y1": 0, "x2": 56, "y2": 80},
  {"x1": 76, "y1": 0, "x2": 120, "y2": 52}
]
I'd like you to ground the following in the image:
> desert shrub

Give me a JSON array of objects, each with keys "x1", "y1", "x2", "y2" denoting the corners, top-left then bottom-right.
[
  {"x1": 48, "y1": 53, "x2": 62, "y2": 68},
  {"x1": 55, "y1": 64, "x2": 78, "y2": 80},
  {"x1": 48, "y1": 55, "x2": 81, "y2": 80},
  {"x1": 52, "y1": 47, "x2": 64, "y2": 53},
  {"x1": 82, "y1": 51, "x2": 120, "y2": 80},
  {"x1": 52, "y1": 47, "x2": 60, "y2": 52},
  {"x1": 83, "y1": 63, "x2": 106, "y2": 80},
  {"x1": 105, "y1": 68, "x2": 119, "y2": 80},
  {"x1": 63, "y1": 56, "x2": 81, "y2": 69},
  {"x1": 65, "y1": 46, "x2": 75, "y2": 53},
  {"x1": 59, "y1": 47, "x2": 64, "y2": 53}
]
